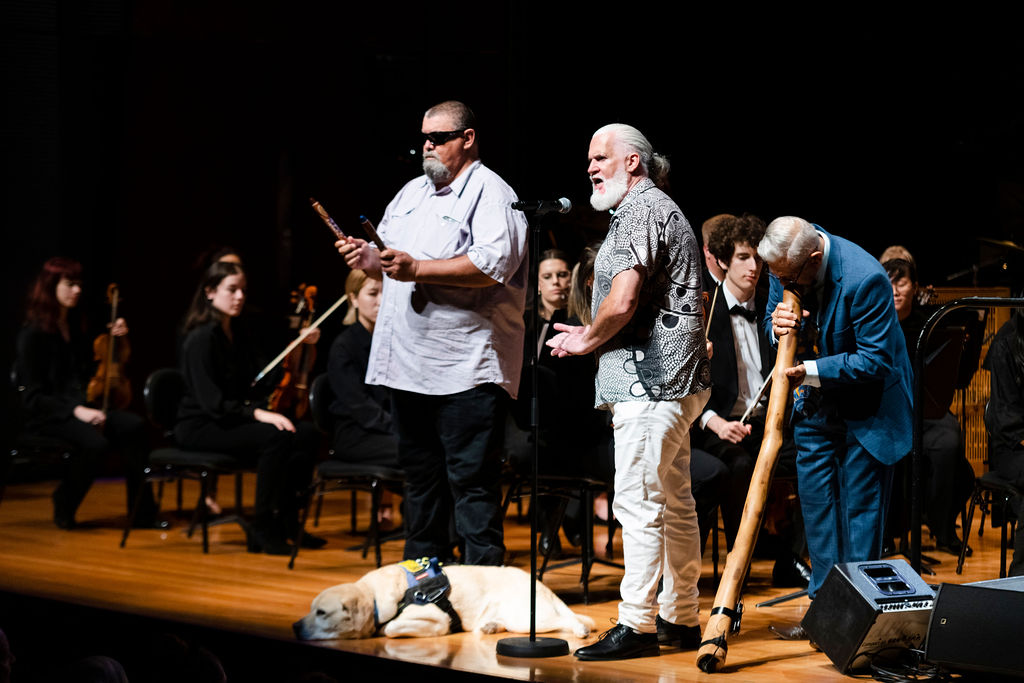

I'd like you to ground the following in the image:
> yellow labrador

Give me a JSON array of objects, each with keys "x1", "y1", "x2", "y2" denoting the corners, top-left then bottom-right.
[{"x1": 294, "y1": 563, "x2": 593, "y2": 640}]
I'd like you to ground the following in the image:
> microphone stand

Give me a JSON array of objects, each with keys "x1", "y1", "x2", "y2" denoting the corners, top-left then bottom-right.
[{"x1": 496, "y1": 206, "x2": 570, "y2": 659}]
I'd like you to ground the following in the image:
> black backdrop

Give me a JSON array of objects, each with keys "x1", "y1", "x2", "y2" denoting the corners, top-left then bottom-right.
[{"x1": 4, "y1": 2, "x2": 1024, "y2": 430}]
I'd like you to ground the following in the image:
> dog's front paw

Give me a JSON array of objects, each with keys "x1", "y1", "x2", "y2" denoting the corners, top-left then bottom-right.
[
  {"x1": 479, "y1": 621, "x2": 503, "y2": 634},
  {"x1": 573, "y1": 621, "x2": 591, "y2": 638}
]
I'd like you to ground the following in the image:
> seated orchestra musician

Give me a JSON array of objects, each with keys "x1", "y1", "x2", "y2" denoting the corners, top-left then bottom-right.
[
  {"x1": 982, "y1": 309, "x2": 1024, "y2": 576},
  {"x1": 175, "y1": 261, "x2": 320, "y2": 555},
  {"x1": 14, "y1": 257, "x2": 163, "y2": 530},
  {"x1": 326, "y1": 268, "x2": 400, "y2": 525},
  {"x1": 508, "y1": 248, "x2": 600, "y2": 554},
  {"x1": 696, "y1": 214, "x2": 808, "y2": 586},
  {"x1": 882, "y1": 256, "x2": 974, "y2": 554}
]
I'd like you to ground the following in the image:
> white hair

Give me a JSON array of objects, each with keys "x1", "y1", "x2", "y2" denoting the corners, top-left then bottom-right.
[
  {"x1": 757, "y1": 216, "x2": 820, "y2": 265},
  {"x1": 593, "y1": 123, "x2": 670, "y2": 188}
]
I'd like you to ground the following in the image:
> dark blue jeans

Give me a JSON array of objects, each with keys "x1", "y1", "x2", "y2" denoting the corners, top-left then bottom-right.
[{"x1": 392, "y1": 384, "x2": 506, "y2": 566}]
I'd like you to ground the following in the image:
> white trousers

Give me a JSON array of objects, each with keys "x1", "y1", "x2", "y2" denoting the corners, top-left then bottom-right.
[{"x1": 611, "y1": 392, "x2": 708, "y2": 632}]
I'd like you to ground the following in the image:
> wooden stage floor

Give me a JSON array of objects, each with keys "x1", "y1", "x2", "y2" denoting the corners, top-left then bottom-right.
[{"x1": 0, "y1": 474, "x2": 1005, "y2": 682}]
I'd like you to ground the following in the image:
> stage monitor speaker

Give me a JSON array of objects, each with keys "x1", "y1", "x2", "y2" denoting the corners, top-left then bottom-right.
[
  {"x1": 925, "y1": 576, "x2": 1024, "y2": 677},
  {"x1": 802, "y1": 559, "x2": 935, "y2": 673}
]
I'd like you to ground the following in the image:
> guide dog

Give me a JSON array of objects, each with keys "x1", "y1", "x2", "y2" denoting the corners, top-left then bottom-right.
[{"x1": 293, "y1": 561, "x2": 593, "y2": 640}]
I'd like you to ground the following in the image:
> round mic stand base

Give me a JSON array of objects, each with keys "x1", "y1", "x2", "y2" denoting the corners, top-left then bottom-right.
[{"x1": 496, "y1": 636, "x2": 569, "y2": 658}]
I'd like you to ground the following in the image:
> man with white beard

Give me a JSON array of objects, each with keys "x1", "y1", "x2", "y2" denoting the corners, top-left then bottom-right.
[
  {"x1": 338, "y1": 101, "x2": 528, "y2": 566},
  {"x1": 548, "y1": 123, "x2": 711, "y2": 660}
]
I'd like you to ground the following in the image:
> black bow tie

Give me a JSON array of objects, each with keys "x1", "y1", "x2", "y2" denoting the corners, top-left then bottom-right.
[{"x1": 730, "y1": 305, "x2": 757, "y2": 323}]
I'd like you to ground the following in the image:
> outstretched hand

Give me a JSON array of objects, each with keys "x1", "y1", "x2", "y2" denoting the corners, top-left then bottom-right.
[{"x1": 546, "y1": 322, "x2": 593, "y2": 358}]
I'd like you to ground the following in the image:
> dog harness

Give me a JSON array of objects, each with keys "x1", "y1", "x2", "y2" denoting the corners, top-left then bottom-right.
[{"x1": 390, "y1": 557, "x2": 462, "y2": 633}]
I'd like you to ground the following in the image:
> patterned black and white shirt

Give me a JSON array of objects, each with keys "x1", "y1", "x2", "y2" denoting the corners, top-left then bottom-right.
[{"x1": 592, "y1": 178, "x2": 711, "y2": 409}]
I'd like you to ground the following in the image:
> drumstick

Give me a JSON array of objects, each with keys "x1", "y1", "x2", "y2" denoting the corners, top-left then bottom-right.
[
  {"x1": 739, "y1": 374, "x2": 772, "y2": 424},
  {"x1": 704, "y1": 286, "x2": 720, "y2": 337},
  {"x1": 252, "y1": 293, "x2": 348, "y2": 387}
]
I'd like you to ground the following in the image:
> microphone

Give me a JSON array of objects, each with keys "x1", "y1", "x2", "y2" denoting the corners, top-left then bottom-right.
[{"x1": 511, "y1": 197, "x2": 572, "y2": 215}]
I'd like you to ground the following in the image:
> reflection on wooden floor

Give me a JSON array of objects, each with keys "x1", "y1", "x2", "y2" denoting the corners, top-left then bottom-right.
[{"x1": 0, "y1": 474, "x2": 1009, "y2": 681}]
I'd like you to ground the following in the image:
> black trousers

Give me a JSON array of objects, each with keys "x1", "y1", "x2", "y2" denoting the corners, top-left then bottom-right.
[
  {"x1": 392, "y1": 385, "x2": 506, "y2": 566},
  {"x1": 921, "y1": 413, "x2": 974, "y2": 544},
  {"x1": 990, "y1": 445, "x2": 1024, "y2": 577},
  {"x1": 176, "y1": 419, "x2": 318, "y2": 530},
  {"x1": 35, "y1": 409, "x2": 155, "y2": 523}
]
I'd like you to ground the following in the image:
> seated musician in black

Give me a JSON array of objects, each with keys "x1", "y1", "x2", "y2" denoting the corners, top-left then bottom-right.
[
  {"x1": 695, "y1": 215, "x2": 808, "y2": 586},
  {"x1": 14, "y1": 257, "x2": 162, "y2": 530},
  {"x1": 884, "y1": 257, "x2": 974, "y2": 554},
  {"x1": 327, "y1": 268, "x2": 400, "y2": 526},
  {"x1": 984, "y1": 310, "x2": 1024, "y2": 576},
  {"x1": 509, "y1": 248, "x2": 602, "y2": 554},
  {"x1": 176, "y1": 261, "x2": 320, "y2": 555}
]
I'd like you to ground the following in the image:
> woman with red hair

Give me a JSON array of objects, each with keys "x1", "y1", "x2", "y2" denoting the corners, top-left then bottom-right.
[{"x1": 14, "y1": 257, "x2": 161, "y2": 529}]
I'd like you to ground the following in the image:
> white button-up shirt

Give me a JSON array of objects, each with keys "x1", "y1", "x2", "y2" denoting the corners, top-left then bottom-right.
[{"x1": 367, "y1": 160, "x2": 529, "y2": 398}]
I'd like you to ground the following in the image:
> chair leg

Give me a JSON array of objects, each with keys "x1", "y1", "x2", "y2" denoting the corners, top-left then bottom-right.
[
  {"x1": 956, "y1": 488, "x2": 979, "y2": 574},
  {"x1": 121, "y1": 469, "x2": 153, "y2": 548},
  {"x1": 979, "y1": 490, "x2": 990, "y2": 539},
  {"x1": 289, "y1": 478, "x2": 318, "y2": 570},
  {"x1": 234, "y1": 472, "x2": 244, "y2": 514},
  {"x1": 346, "y1": 487, "x2": 354, "y2": 532},
  {"x1": 537, "y1": 495, "x2": 569, "y2": 582},
  {"x1": 581, "y1": 487, "x2": 595, "y2": 605},
  {"x1": 176, "y1": 478, "x2": 183, "y2": 514},
  {"x1": 366, "y1": 480, "x2": 383, "y2": 567},
  {"x1": 200, "y1": 472, "x2": 211, "y2": 554}
]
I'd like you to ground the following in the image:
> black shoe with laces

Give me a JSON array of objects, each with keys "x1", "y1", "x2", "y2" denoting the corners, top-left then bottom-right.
[
  {"x1": 656, "y1": 615, "x2": 701, "y2": 649},
  {"x1": 574, "y1": 624, "x2": 659, "y2": 661}
]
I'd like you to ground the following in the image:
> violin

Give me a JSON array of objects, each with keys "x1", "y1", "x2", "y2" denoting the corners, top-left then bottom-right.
[
  {"x1": 86, "y1": 283, "x2": 132, "y2": 412},
  {"x1": 267, "y1": 284, "x2": 317, "y2": 419}
]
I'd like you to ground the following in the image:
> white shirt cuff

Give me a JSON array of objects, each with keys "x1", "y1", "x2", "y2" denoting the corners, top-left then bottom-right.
[{"x1": 803, "y1": 359, "x2": 821, "y2": 387}]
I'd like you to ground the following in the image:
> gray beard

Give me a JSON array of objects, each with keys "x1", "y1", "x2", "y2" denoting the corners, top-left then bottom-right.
[
  {"x1": 590, "y1": 171, "x2": 629, "y2": 211},
  {"x1": 423, "y1": 158, "x2": 453, "y2": 184}
]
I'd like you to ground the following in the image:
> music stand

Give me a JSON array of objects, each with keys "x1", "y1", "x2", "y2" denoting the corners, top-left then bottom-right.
[{"x1": 496, "y1": 205, "x2": 569, "y2": 658}]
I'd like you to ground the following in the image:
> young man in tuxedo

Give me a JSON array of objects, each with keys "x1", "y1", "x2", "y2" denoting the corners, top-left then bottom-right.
[{"x1": 696, "y1": 214, "x2": 809, "y2": 587}]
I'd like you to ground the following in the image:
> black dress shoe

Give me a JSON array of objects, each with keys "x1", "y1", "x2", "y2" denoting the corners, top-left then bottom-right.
[
  {"x1": 772, "y1": 554, "x2": 812, "y2": 588},
  {"x1": 297, "y1": 532, "x2": 328, "y2": 549},
  {"x1": 574, "y1": 624, "x2": 659, "y2": 661},
  {"x1": 656, "y1": 615, "x2": 700, "y2": 649},
  {"x1": 539, "y1": 532, "x2": 562, "y2": 558},
  {"x1": 935, "y1": 537, "x2": 972, "y2": 557},
  {"x1": 245, "y1": 525, "x2": 292, "y2": 555}
]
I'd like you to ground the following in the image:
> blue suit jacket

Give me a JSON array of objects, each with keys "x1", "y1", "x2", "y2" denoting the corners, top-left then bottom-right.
[{"x1": 764, "y1": 229, "x2": 913, "y2": 465}]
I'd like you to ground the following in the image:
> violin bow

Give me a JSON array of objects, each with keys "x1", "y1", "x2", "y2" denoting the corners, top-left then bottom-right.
[{"x1": 251, "y1": 292, "x2": 348, "y2": 388}]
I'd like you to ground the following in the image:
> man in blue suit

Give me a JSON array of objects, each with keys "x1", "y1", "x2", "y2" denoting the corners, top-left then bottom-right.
[{"x1": 758, "y1": 216, "x2": 913, "y2": 609}]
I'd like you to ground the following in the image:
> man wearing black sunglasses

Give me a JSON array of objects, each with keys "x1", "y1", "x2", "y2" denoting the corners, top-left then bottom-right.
[{"x1": 337, "y1": 101, "x2": 528, "y2": 567}]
